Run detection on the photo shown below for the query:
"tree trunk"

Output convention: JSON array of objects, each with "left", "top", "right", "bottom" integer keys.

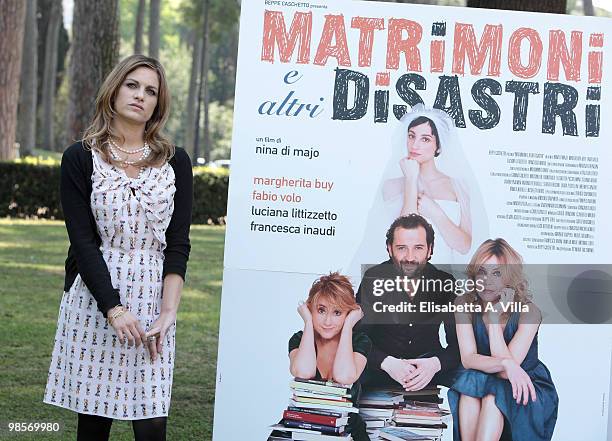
[
  {"left": 583, "top": 0, "right": 595, "bottom": 16},
  {"left": 67, "top": 0, "right": 119, "bottom": 143},
  {"left": 134, "top": 0, "right": 146, "bottom": 54},
  {"left": 148, "top": 0, "right": 160, "bottom": 59},
  {"left": 194, "top": 0, "right": 210, "bottom": 162},
  {"left": 226, "top": 24, "right": 239, "bottom": 103},
  {"left": 0, "top": 0, "right": 27, "bottom": 160},
  {"left": 36, "top": 0, "right": 69, "bottom": 121},
  {"left": 37, "top": 0, "right": 51, "bottom": 103},
  {"left": 41, "top": 0, "right": 61, "bottom": 150},
  {"left": 17, "top": 0, "right": 38, "bottom": 156},
  {"left": 466, "top": 0, "right": 566, "bottom": 13},
  {"left": 185, "top": 30, "right": 203, "bottom": 158},
  {"left": 202, "top": 3, "right": 211, "bottom": 164},
  {"left": 213, "top": 21, "right": 239, "bottom": 104}
]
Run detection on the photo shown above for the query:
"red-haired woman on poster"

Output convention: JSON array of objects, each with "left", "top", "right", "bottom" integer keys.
[{"left": 289, "top": 272, "right": 372, "bottom": 441}]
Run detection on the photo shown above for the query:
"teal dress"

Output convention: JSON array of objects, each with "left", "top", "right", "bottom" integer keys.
[{"left": 448, "top": 311, "right": 558, "bottom": 441}]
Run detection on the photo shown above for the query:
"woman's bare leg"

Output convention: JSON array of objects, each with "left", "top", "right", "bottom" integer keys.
[
  {"left": 458, "top": 394, "right": 481, "bottom": 441},
  {"left": 475, "top": 394, "right": 504, "bottom": 441}
]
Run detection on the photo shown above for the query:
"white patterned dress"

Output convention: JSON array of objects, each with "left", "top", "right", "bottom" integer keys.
[{"left": 44, "top": 150, "right": 176, "bottom": 420}]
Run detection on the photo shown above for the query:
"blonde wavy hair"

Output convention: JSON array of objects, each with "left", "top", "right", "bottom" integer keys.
[
  {"left": 464, "top": 238, "right": 532, "bottom": 320},
  {"left": 82, "top": 54, "right": 174, "bottom": 167}
]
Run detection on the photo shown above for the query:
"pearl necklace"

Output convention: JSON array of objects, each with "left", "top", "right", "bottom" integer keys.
[
  {"left": 109, "top": 137, "right": 149, "bottom": 154},
  {"left": 108, "top": 140, "right": 151, "bottom": 170}
]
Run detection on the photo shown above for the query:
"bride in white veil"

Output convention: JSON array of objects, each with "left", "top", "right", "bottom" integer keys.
[{"left": 347, "top": 104, "right": 488, "bottom": 279}]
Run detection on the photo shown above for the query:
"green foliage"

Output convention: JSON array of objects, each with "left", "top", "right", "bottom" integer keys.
[
  {"left": 119, "top": 0, "right": 192, "bottom": 56},
  {"left": 178, "top": 0, "right": 240, "bottom": 104},
  {"left": 51, "top": 71, "right": 70, "bottom": 151},
  {"left": 15, "top": 151, "right": 62, "bottom": 165},
  {"left": 567, "top": 0, "right": 612, "bottom": 16},
  {"left": 179, "top": 0, "right": 240, "bottom": 42},
  {"left": 208, "top": 26, "right": 239, "bottom": 104},
  {"left": 159, "top": 43, "right": 192, "bottom": 148},
  {"left": 0, "top": 162, "right": 62, "bottom": 219},
  {"left": 193, "top": 167, "right": 229, "bottom": 224},
  {"left": 119, "top": 0, "right": 139, "bottom": 47},
  {"left": 0, "top": 163, "right": 228, "bottom": 224},
  {"left": 596, "top": 7, "right": 612, "bottom": 17},
  {"left": 193, "top": 165, "right": 229, "bottom": 176},
  {"left": 209, "top": 1, "right": 241, "bottom": 45},
  {"left": 159, "top": 0, "right": 189, "bottom": 46},
  {"left": 208, "top": 101, "right": 234, "bottom": 161}
]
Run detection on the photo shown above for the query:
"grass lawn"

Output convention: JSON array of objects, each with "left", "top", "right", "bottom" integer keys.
[{"left": 0, "top": 219, "right": 224, "bottom": 440}]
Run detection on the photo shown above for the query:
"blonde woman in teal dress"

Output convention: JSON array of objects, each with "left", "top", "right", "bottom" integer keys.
[{"left": 449, "top": 239, "right": 558, "bottom": 441}]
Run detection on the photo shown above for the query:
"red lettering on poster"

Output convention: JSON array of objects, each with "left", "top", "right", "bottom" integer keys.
[
  {"left": 508, "top": 28, "right": 543, "bottom": 79},
  {"left": 261, "top": 10, "right": 312, "bottom": 64},
  {"left": 430, "top": 40, "right": 445, "bottom": 73},
  {"left": 314, "top": 14, "right": 352, "bottom": 66},
  {"left": 351, "top": 17, "right": 385, "bottom": 67},
  {"left": 452, "top": 23, "right": 502, "bottom": 76},
  {"left": 386, "top": 19, "right": 422, "bottom": 71},
  {"left": 588, "top": 52, "right": 603, "bottom": 83},
  {"left": 547, "top": 30, "right": 582, "bottom": 82}
]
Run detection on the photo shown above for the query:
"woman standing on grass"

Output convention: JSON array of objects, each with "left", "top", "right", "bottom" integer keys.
[{"left": 43, "top": 54, "right": 193, "bottom": 441}]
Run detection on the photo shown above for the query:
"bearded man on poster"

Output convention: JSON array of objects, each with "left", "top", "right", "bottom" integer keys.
[{"left": 356, "top": 214, "right": 460, "bottom": 390}]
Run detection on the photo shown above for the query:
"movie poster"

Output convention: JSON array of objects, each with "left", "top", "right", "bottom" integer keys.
[{"left": 213, "top": 1, "right": 612, "bottom": 440}]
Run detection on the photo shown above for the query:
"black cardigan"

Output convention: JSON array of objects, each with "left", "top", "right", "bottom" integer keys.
[{"left": 60, "top": 141, "right": 193, "bottom": 317}]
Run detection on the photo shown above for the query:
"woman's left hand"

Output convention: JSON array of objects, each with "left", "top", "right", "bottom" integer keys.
[
  {"left": 402, "top": 357, "right": 441, "bottom": 391},
  {"left": 499, "top": 287, "right": 515, "bottom": 306},
  {"left": 344, "top": 306, "right": 364, "bottom": 329},
  {"left": 145, "top": 311, "right": 176, "bottom": 362},
  {"left": 417, "top": 193, "right": 441, "bottom": 219},
  {"left": 487, "top": 287, "right": 515, "bottom": 323}
]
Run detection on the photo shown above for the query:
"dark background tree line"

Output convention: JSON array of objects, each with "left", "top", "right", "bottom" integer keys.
[{"left": 0, "top": 0, "right": 607, "bottom": 162}]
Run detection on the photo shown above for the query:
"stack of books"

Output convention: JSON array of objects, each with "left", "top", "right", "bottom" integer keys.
[
  {"left": 390, "top": 400, "right": 449, "bottom": 440},
  {"left": 357, "top": 387, "right": 449, "bottom": 441},
  {"left": 269, "top": 378, "right": 358, "bottom": 440},
  {"left": 401, "top": 388, "right": 443, "bottom": 404},
  {"left": 378, "top": 427, "right": 435, "bottom": 441},
  {"left": 358, "top": 390, "right": 404, "bottom": 438}
]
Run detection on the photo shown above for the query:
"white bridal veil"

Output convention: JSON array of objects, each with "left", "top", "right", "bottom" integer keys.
[{"left": 346, "top": 104, "right": 489, "bottom": 280}]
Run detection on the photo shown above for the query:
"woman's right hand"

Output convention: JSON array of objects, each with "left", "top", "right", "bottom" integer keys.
[
  {"left": 399, "top": 157, "right": 419, "bottom": 180},
  {"left": 381, "top": 356, "right": 416, "bottom": 387},
  {"left": 108, "top": 306, "right": 146, "bottom": 348},
  {"left": 502, "top": 358, "right": 537, "bottom": 405},
  {"left": 344, "top": 306, "right": 364, "bottom": 329},
  {"left": 297, "top": 302, "right": 312, "bottom": 324}
]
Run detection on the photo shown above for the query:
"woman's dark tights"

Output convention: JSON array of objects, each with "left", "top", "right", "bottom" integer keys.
[
  {"left": 77, "top": 413, "right": 167, "bottom": 441},
  {"left": 132, "top": 416, "right": 167, "bottom": 441}
]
